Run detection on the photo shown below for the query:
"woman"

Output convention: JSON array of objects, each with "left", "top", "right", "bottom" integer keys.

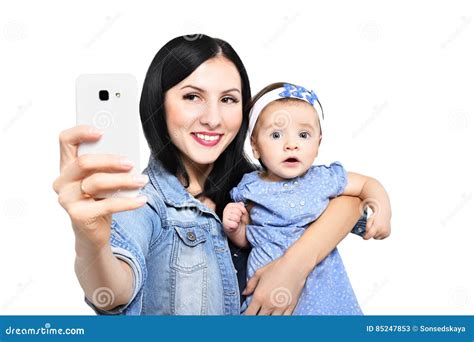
[{"left": 52, "top": 35, "right": 388, "bottom": 315}]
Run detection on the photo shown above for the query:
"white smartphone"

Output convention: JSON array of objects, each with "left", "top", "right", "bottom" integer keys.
[{"left": 76, "top": 73, "right": 141, "bottom": 198}]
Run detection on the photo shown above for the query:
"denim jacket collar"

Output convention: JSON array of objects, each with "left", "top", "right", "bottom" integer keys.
[
  {"left": 145, "top": 155, "right": 222, "bottom": 223},
  {"left": 146, "top": 155, "right": 193, "bottom": 207}
]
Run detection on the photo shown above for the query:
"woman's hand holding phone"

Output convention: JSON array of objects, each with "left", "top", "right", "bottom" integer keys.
[{"left": 52, "top": 125, "right": 148, "bottom": 251}]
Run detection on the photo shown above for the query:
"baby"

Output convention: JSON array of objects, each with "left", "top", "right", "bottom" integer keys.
[{"left": 223, "top": 82, "right": 391, "bottom": 315}]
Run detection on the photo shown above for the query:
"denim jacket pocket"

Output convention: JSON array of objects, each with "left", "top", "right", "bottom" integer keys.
[{"left": 170, "top": 225, "right": 208, "bottom": 272}]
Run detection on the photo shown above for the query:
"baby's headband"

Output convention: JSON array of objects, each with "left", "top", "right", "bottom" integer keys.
[{"left": 248, "top": 83, "right": 324, "bottom": 136}]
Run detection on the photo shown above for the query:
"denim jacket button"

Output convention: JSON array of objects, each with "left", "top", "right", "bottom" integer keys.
[{"left": 186, "top": 231, "right": 196, "bottom": 241}]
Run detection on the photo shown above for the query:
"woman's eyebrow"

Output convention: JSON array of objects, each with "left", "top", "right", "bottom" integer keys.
[
  {"left": 180, "top": 85, "right": 205, "bottom": 92},
  {"left": 180, "top": 85, "right": 241, "bottom": 94},
  {"left": 224, "top": 88, "right": 241, "bottom": 94}
]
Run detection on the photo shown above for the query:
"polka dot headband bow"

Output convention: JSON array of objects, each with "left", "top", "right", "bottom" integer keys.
[{"left": 248, "top": 83, "right": 324, "bottom": 136}]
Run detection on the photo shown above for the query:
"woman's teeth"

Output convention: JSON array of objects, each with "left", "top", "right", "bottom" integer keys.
[{"left": 196, "top": 133, "right": 219, "bottom": 141}]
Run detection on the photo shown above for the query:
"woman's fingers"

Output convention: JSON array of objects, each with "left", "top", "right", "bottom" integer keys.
[
  {"left": 242, "top": 272, "right": 260, "bottom": 296},
  {"left": 57, "top": 181, "right": 88, "bottom": 208},
  {"left": 57, "top": 172, "right": 148, "bottom": 208},
  {"left": 92, "top": 195, "right": 148, "bottom": 216},
  {"left": 81, "top": 172, "right": 148, "bottom": 197},
  {"left": 67, "top": 195, "right": 148, "bottom": 224},
  {"left": 59, "top": 125, "right": 103, "bottom": 146},
  {"left": 283, "top": 305, "right": 295, "bottom": 315},
  {"left": 58, "top": 125, "right": 104, "bottom": 172},
  {"left": 257, "top": 306, "right": 272, "bottom": 316},
  {"left": 53, "top": 154, "right": 134, "bottom": 193},
  {"left": 270, "top": 308, "right": 285, "bottom": 316},
  {"left": 244, "top": 300, "right": 261, "bottom": 315}
]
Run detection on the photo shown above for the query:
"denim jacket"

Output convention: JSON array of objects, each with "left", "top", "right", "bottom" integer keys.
[
  {"left": 85, "top": 156, "right": 367, "bottom": 315},
  {"left": 86, "top": 156, "right": 241, "bottom": 315}
]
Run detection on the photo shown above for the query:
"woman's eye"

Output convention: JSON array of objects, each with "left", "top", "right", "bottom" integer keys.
[
  {"left": 299, "top": 132, "right": 310, "bottom": 139},
  {"left": 271, "top": 131, "right": 281, "bottom": 139},
  {"left": 221, "top": 96, "right": 238, "bottom": 104},
  {"left": 183, "top": 94, "right": 200, "bottom": 101}
]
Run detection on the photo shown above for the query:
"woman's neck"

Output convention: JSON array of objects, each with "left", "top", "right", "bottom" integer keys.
[{"left": 180, "top": 157, "right": 214, "bottom": 196}]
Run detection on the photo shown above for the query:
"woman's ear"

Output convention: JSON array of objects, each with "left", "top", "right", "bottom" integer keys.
[{"left": 250, "top": 136, "right": 260, "bottom": 159}]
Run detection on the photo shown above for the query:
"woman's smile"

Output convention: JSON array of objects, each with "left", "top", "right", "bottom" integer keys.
[{"left": 191, "top": 131, "right": 224, "bottom": 147}]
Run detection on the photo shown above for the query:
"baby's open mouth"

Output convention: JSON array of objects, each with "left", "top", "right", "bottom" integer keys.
[{"left": 283, "top": 157, "right": 300, "bottom": 163}]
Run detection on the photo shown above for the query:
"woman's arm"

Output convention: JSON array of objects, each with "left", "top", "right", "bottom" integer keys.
[
  {"left": 284, "top": 195, "right": 364, "bottom": 276},
  {"left": 243, "top": 195, "right": 363, "bottom": 315},
  {"left": 53, "top": 125, "right": 148, "bottom": 311}
]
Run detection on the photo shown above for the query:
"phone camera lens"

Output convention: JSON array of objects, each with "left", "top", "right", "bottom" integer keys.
[{"left": 99, "top": 90, "right": 109, "bottom": 101}]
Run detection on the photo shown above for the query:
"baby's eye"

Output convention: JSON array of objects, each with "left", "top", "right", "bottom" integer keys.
[
  {"left": 183, "top": 93, "right": 200, "bottom": 102},
  {"left": 221, "top": 96, "right": 238, "bottom": 104},
  {"left": 299, "top": 131, "right": 310, "bottom": 139},
  {"left": 271, "top": 131, "right": 282, "bottom": 140}
]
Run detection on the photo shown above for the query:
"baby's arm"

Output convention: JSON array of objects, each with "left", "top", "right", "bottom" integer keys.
[
  {"left": 343, "top": 173, "right": 392, "bottom": 239},
  {"left": 223, "top": 202, "right": 251, "bottom": 249}
]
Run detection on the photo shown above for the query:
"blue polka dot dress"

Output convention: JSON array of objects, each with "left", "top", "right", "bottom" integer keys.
[{"left": 230, "top": 162, "right": 362, "bottom": 315}]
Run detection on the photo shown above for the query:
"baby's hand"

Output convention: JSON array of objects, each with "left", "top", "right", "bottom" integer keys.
[
  {"left": 364, "top": 204, "right": 391, "bottom": 240},
  {"left": 223, "top": 202, "right": 249, "bottom": 232},
  {"left": 223, "top": 202, "right": 249, "bottom": 248}
]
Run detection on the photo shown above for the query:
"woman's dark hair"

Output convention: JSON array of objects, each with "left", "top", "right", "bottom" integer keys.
[{"left": 140, "top": 34, "right": 256, "bottom": 218}]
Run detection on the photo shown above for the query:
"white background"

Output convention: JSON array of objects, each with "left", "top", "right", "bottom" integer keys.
[{"left": 1, "top": 0, "right": 473, "bottom": 315}]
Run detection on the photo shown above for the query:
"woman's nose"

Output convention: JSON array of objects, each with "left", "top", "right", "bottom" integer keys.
[{"left": 199, "top": 102, "right": 222, "bottom": 129}]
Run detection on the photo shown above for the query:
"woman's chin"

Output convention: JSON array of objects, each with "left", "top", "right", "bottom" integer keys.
[
  {"left": 186, "top": 149, "right": 221, "bottom": 167},
  {"left": 184, "top": 140, "right": 228, "bottom": 166}
]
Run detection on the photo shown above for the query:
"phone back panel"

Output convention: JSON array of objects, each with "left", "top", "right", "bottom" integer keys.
[{"left": 76, "top": 73, "right": 141, "bottom": 197}]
